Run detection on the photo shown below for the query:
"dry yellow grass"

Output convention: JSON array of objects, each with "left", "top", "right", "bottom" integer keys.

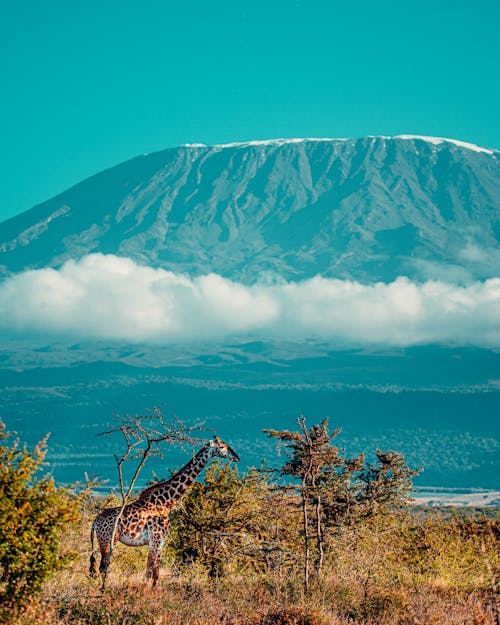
[
  {"left": 16, "top": 572, "right": 498, "bottom": 625},
  {"left": 6, "top": 504, "right": 499, "bottom": 625}
]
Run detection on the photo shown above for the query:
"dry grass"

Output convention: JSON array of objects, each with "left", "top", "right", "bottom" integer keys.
[
  {"left": 8, "top": 507, "right": 500, "bottom": 625},
  {"left": 13, "top": 560, "right": 498, "bottom": 625}
]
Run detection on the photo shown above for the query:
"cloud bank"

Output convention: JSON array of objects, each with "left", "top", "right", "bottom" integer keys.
[{"left": 0, "top": 254, "right": 499, "bottom": 347}]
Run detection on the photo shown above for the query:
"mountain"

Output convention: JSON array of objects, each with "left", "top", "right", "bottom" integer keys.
[
  {"left": 1, "top": 136, "right": 499, "bottom": 282},
  {"left": 1, "top": 136, "right": 499, "bottom": 490}
]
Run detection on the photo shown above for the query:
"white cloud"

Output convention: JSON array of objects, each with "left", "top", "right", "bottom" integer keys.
[
  {"left": 0, "top": 253, "right": 499, "bottom": 347},
  {"left": 459, "top": 243, "right": 500, "bottom": 271}
]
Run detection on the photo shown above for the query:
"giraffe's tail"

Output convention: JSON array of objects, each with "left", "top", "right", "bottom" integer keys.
[{"left": 89, "top": 521, "right": 98, "bottom": 577}]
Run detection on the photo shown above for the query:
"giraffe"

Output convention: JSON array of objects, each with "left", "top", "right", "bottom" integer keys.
[{"left": 89, "top": 436, "right": 239, "bottom": 587}]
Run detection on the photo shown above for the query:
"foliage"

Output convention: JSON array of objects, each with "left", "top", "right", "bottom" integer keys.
[
  {"left": 265, "top": 417, "right": 419, "bottom": 589},
  {"left": 169, "top": 461, "right": 279, "bottom": 577},
  {"left": 324, "top": 448, "right": 419, "bottom": 527},
  {"left": 0, "top": 422, "right": 84, "bottom": 620},
  {"left": 250, "top": 605, "right": 329, "bottom": 625},
  {"left": 398, "top": 513, "right": 500, "bottom": 591}
]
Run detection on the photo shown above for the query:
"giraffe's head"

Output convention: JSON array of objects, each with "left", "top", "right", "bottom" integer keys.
[{"left": 209, "top": 436, "right": 240, "bottom": 462}]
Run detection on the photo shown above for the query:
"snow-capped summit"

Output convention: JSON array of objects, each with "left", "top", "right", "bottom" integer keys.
[
  {"left": 394, "top": 135, "right": 495, "bottom": 154},
  {"left": 182, "top": 135, "right": 495, "bottom": 154}
]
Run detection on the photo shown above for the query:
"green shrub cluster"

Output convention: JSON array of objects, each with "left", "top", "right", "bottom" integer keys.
[{"left": 0, "top": 422, "right": 84, "bottom": 620}]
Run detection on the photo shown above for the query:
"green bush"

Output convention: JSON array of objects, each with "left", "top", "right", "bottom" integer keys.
[
  {"left": 168, "top": 461, "right": 293, "bottom": 578},
  {"left": 0, "top": 422, "right": 82, "bottom": 620}
]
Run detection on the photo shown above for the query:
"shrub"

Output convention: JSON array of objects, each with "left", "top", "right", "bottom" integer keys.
[
  {"left": 0, "top": 422, "right": 83, "bottom": 620},
  {"left": 169, "top": 461, "right": 278, "bottom": 577}
]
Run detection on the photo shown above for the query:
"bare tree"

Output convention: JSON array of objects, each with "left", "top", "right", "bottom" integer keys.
[{"left": 96, "top": 407, "right": 206, "bottom": 588}]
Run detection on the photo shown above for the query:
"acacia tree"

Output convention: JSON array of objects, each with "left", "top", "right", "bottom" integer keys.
[
  {"left": 265, "top": 416, "right": 419, "bottom": 590},
  {"left": 265, "top": 417, "right": 354, "bottom": 588},
  {"left": 356, "top": 450, "right": 418, "bottom": 517},
  {"left": 320, "top": 448, "right": 419, "bottom": 532}
]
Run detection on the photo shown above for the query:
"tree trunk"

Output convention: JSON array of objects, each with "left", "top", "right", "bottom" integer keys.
[
  {"left": 302, "top": 491, "right": 310, "bottom": 591},
  {"left": 315, "top": 494, "right": 324, "bottom": 576}
]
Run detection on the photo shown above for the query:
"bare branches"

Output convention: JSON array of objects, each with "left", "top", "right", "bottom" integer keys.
[
  {"left": 99, "top": 408, "right": 207, "bottom": 502},
  {"left": 96, "top": 407, "right": 207, "bottom": 589},
  {"left": 100, "top": 407, "right": 207, "bottom": 457}
]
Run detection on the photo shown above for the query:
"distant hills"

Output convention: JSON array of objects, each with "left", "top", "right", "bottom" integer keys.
[{"left": 1, "top": 136, "right": 499, "bottom": 282}]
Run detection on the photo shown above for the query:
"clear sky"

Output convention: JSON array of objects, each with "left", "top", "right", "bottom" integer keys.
[{"left": 1, "top": 0, "right": 498, "bottom": 222}]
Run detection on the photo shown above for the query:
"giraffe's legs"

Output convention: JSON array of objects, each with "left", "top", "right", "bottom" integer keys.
[
  {"left": 145, "top": 518, "right": 168, "bottom": 587},
  {"left": 89, "top": 553, "right": 97, "bottom": 577},
  {"left": 98, "top": 542, "right": 112, "bottom": 590},
  {"left": 89, "top": 523, "right": 99, "bottom": 577},
  {"left": 146, "top": 546, "right": 160, "bottom": 586},
  {"left": 146, "top": 538, "right": 166, "bottom": 587}
]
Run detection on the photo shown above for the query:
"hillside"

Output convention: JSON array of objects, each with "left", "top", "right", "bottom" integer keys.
[{"left": 1, "top": 136, "right": 499, "bottom": 282}]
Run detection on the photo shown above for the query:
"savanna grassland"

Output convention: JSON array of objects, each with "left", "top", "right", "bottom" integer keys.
[
  {"left": 1, "top": 419, "right": 498, "bottom": 625},
  {"left": 17, "top": 501, "right": 500, "bottom": 625}
]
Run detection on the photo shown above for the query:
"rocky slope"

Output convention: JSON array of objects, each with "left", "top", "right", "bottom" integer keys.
[{"left": 1, "top": 136, "right": 499, "bottom": 282}]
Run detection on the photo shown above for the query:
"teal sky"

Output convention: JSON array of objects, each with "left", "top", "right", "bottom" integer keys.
[{"left": 0, "top": 0, "right": 499, "bottom": 222}]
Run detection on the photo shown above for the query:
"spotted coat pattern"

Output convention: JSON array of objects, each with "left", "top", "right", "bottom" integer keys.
[{"left": 89, "top": 438, "right": 239, "bottom": 586}]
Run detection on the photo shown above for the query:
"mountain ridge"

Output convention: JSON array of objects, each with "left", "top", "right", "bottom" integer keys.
[
  {"left": 1, "top": 136, "right": 499, "bottom": 284},
  {"left": 181, "top": 135, "right": 497, "bottom": 154}
]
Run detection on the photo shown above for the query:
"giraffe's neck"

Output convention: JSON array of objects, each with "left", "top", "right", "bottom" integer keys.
[{"left": 139, "top": 444, "right": 212, "bottom": 506}]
